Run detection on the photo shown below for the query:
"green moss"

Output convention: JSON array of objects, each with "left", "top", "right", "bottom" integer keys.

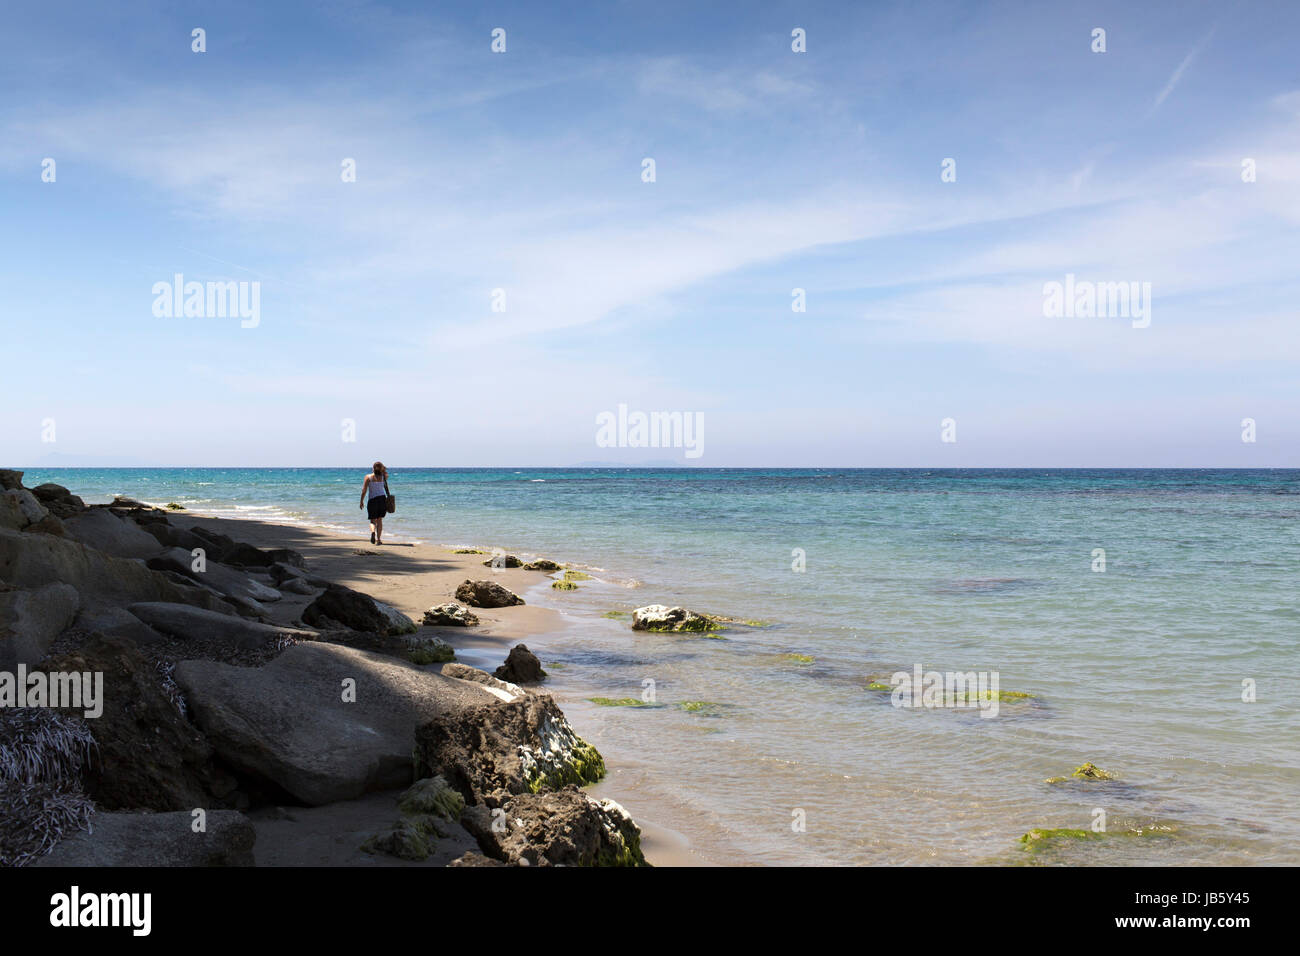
[
  {"left": 451, "top": 548, "right": 488, "bottom": 554},
  {"left": 551, "top": 579, "right": 579, "bottom": 590},
  {"left": 397, "top": 776, "right": 464, "bottom": 820},
  {"left": 361, "top": 815, "right": 447, "bottom": 861},
  {"left": 866, "top": 681, "right": 893, "bottom": 692},
  {"left": 602, "top": 610, "right": 631, "bottom": 620},
  {"left": 777, "top": 653, "right": 815, "bottom": 665},
  {"left": 588, "top": 696, "right": 658, "bottom": 708},
  {"left": 165, "top": 502, "right": 185, "bottom": 511},
  {"left": 1020, "top": 827, "right": 1099, "bottom": 847},
  {"left": 677, "top": 701, "right": 728, "bottom": 717},
  {"left": 407, "top": 643, "right": 455, "bottom": 665},
  {"left": 1072, "top": 762, "right": 1114, "bottom": 779},
  {"left": 562, "top": 570, "right": 592, "bottom": 582},
  {"left": 526, "top": 739, "right": 607, "bottom": 793},
  {"left": 705, "top": 614, "right": 772, "bottom": 627}
]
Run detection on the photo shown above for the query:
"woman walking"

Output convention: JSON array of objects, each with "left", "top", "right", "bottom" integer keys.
[{"left": 360, "top": 461, "right": 390, "bottom": 545}]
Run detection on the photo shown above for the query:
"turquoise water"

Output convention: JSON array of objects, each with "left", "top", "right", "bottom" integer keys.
[{"left": 24, "top": 467, "right": 1300, "bottom": 865}]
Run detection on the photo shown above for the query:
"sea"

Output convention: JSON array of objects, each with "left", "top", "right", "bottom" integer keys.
[{"left": 21, "top": 467, "right": 1300, "bottom": 866}]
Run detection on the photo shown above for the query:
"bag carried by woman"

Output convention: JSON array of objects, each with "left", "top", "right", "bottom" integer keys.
[{"left": 385, "top": 473, "right": 396, "bottom": 514}]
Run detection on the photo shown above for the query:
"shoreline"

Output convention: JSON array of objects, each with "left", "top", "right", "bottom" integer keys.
[{"left": 154, "top": 506, "right": 715, "bottom": 867}]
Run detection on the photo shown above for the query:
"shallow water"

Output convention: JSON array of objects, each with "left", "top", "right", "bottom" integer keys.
[{"left": 27, "top": 467, "right": 1300, "bottom": 865}]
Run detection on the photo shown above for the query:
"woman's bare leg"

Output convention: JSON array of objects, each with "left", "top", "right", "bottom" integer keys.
[{"left": 374, "top": 515, "right": 383, "bottom": 544}]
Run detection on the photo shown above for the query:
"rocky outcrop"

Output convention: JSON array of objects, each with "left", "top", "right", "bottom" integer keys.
[
  {"left": 222, "top": 542, "right": 306, "bottom": 569},
  {"left": 422, "top": 603, "right": 479, "bottom": 627},
  {"left": 494, "top": 644, "right": 546, "bottom": 684},
  {"left": 0, "top": 487, "right": 48, "bottom": 532},
  {"left": 173, "top": 642, "right": 511, "bottom": 806},
  {"left": 454, "top": 579, "right": 524, "bottom": 608},
  {"left": 147, "top": 547, "right": 282, "bottom": 605},
  {"left": 34, "top": 810, "right": 255, "bottom": 866},
  {"left": 62, "top": 509, "right": 164, "bottom": 559},
  {"left": 127, "top": 603, "right": 313, "bottom": 650},
  {"left": 45, "top": 633, "right": 234, "bottom": 810},
  {"left": 302, "top": 584, "right": 416, "bottom": 635},
  {"left": 72, "top": 605, "right": 162, "bottom": 645},
  {"left": 481, "top": 554, "right": 522, "bottom": 568},
  {"left": 414, "top": 691, "right": 605, "bottom": 803},
  {"left": 631, "top": 604, "right": 719, "bottom": 633},
  {"left": 463, "top": 787, "right": 646, "bottom": 867},
  {"left": 0, "top": 583, "right": 80, "bottom": 667},
  {"left": 30, "top": 484, "right": 86, "bottom": 519}
]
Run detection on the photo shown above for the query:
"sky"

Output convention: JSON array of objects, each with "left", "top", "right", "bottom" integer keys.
[{"left": 1, "top": 0, "right": 1297, "bottom": 467}]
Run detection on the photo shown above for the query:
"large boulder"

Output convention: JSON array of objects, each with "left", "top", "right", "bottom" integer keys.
[
  {"left": 521, "top": 559, "right": 561, "bottom": 572},
  {"left": 414, "top": 690, "right": 605, "bottom": 803},
  {"left": 173, "top": 642, "right": 511, "bottom": 806},
  {"left": 494, "top": 644, "right": 546, "bottom": 684},
  {"left": 127, "top": 603, "right": 313, "bottom": 650},
  {"left": 454, "top": 579, "right": 524, "bottom": 608},
  {"left": 44, "top": 633, "right": 234, "bottom": 810},
  {"left": 146, "top": 547, "right": 282, "bottom": 604},
  {"left": 631, "top": 604, "right": 718, "bottom": 633},
  {"left": 0, "top": 470, "right": 23, "bottom": 491},
  {"left": 0, "top": 583, "right": 80, "bottom": 667},
  {"left": 138, "top": 520, "right": 211, "bottom": 552},
  {"left": 222, "top": 541, "right": 306, "bottom": 569},
  {"left": 302, "top": 584, "right": 416, "bottom": 635},
  {"left": 463, "top": 787, "right": 647, "bottom": 867},
  {"left": 72, "top": 605, "right": 162, "bottom": 645},
  {"left": 0, "top": 488, "right": 48, "bottom": 532},
  {"left": 421, "top": 603, "right": 479, "bottom": 627},
  {"left": 62, "top": 509, "right": 164, "bottom": 560},
  {"left": 30, "top": 484, "right": 86, "bottom": 519},
  {"left": 34, "top": 810, "right": 255, "bottom": 866}
]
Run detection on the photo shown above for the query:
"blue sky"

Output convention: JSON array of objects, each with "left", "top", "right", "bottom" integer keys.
[{"left": 2, "top": 0, "right": 1297, "bottom": 466}]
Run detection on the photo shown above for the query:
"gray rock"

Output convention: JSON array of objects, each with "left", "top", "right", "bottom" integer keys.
[
  {"left": 127, "top": 602, "right": 314, "bottom": 649},
  {"left": 0, "top": 527, "right": 191, "bottom": 606},
  {"left": 454, "top": 579, "right": 524, "bottom": 608},
  {"left": 421, "top": 603, "right": 479, "bottom": 627},
  {"left": 462, "top": 788, "right": 647, "bottom": 867},
  {"left": 72, "top": 605, "right": 162, "bottom": 645},
  {"left": 0, "top": 470, "right": 23, "bottom": 491},
  {"left": 30, "top": 484, "right": 86, "bottom": 519},
  {"left": 0, "top": 488, "right": 48, "bottom": 531},
  {"left": 147, "top": 547, "right": 282, "bottom": 604},
  {"left": 138, "top": 521, "right": 210, "bottom": 552},
  {"left": 481, "top": 554, "right": 522, "bottom": 568},
  {"left": 278, "top": 577, "right": 317, "bottom": 596},
  {"left": 173, "top": 642, "right": 510, "bottom": 806},
  {"left": 34, "top": 810, "right": 255, "bottom": 866},
  {"left": 0, "top": 583, "right": 81, "bottom": 667},
  {"left": 63, "top": 509, "right": 164, "bottom": 560},
  {"left": 521, "top": 559, "right": 561, "bottom": 571}
]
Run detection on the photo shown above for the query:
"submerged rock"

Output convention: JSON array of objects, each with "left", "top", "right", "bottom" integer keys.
[
  {"left": 1045, "top": 762, "right": 1117, "bottom": 784},
  {"left": 463, "top": 787, "right": 647, "bottom": 867},
  {"left": 494, "top": 644, "right": 546, "bottom": 684},
  {"left": 302, "top": 583, "right": 417, "bottom": 635},
  {"left": 454, "top": 579, "right": 524, "bottom": 609},
  {"left": 422, "top": 603, "right": 480, "bottom": 627},
  {"left": 631, "top": 604, "right": 720, "bottom": 633}
]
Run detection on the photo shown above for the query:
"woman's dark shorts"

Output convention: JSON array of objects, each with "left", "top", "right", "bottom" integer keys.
[{"left": 367, "top": 496, "right": 387, "bottom": 520}]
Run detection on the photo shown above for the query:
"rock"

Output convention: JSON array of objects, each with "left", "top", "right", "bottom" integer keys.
[
  {"left": 34, "top": 810, "right": 255, "bottom": 866},
  {"left": 30, "top": 483, "right": 86, "bottom": 519},
  {"left": 127, "top": 603, "right": 314, "bottom": 650},
  {"left": 454, "top": 579, "right": 524, "bottom": 609},
  {"left": 406, "top": 636, "right": 455, "bottom": 665},
  {"left": 0, "top": 488, "right": 48, "bottom": 531},
  {"left": 481, "top": 554, "right": 522, "bottom": 568},
  {"left": 72, "top": 605, "right": 162, "bottom": 645},
  {"left": 44, "top": 633, "right": 233, "bottom": 810},
  {"left": 0, "top": 527, "right": 208, "bottom": 608},
  {"left": 0, "top": 470, "right": 23, "bottom": 491},
  {"left": 146, "top": 547, "right": 282, "bottom": 604},
  {"left": 173, "top": 642, "right": 511, "bottom": 806},
  {"left": 186, "top": 525, "right": 240, "bottom": 561},
  {"left": 463, "top": 787, "right": 647, "bottom": 867},
  {"left": 414, "top": 692, "right": 605, "bottom": 803},
  {"left": 421, "top": 603, "right": 479, "bottom": 627},
  {"left": 397, "top": 775, "right": 465, "bottom": 821},
  {"left": 0, "top": 583, "right": 81, "bottom": 667},
  {"left": 521, "top": 559, "right": 561, "bottom": 571},
  {"left": 361, "top": 815, "right": 446, "bottom": 861},
  {"left": 494, "top": 644, "right": 546, "bottom": 684},
  {"left": 223, "top": 542, "right": 307, "bottom": 569},
  {"left": 138, "top": 521, "right": 210, "bottom": 552},
  {"left": 438, "top": 663, "right": 522, "bottom": 699},
  {"left": 62, "top": 509, "right": 164, "bottom": 559},
  {"left": 631, "top": 604, "right": 720, "bottom": 633},
  {"left": 267, "top": 562, "right": 331, "bottom": 588},
  {"left": 278, "top": 577, "right": 317, "bottom": 596},
  {"left": 302, "top": 584, "right": 416, "bottom": 635}
]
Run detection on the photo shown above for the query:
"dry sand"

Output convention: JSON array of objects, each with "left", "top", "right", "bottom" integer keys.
[{"left": 179, "top": 510, "right": 708, "bottom": 866}]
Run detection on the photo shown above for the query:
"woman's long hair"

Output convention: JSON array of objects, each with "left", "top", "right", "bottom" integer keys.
[{"left": 372, "top": 461, "right": 386, "bottom": 478}]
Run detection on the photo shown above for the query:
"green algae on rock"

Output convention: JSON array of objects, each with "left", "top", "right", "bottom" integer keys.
[
  {"left": 778, "top": 653, "right": 815, "bottom": 665},
  {"left": 164, "top": 502, "right": 185, "bottom": 511},
  {"left": 602, "top": 610, "right": 631, "bottom": 620},
  {"left": 1020, "top": 822, "right": 1177, "bottom": 851},
  {"left": 451, "top": 548, "right": 488, "bottom": 554},
  {"left": 588, "top": 696, "right": 657, "bottom": 708},
  {"left": 551, "top": 579, "right": 579, "bottom": 590},
  {"left": 397, "top": 775, "right": 464, "bottom": 821},
  {"left": 631, "top": 605, "right": 723, "bottom": 633},
  {"left": 562, "top": 570, "right": 592, "bottom": 582},
  {"left": 1045, "top": 762, "right": 1117, "bottom": 784}
]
